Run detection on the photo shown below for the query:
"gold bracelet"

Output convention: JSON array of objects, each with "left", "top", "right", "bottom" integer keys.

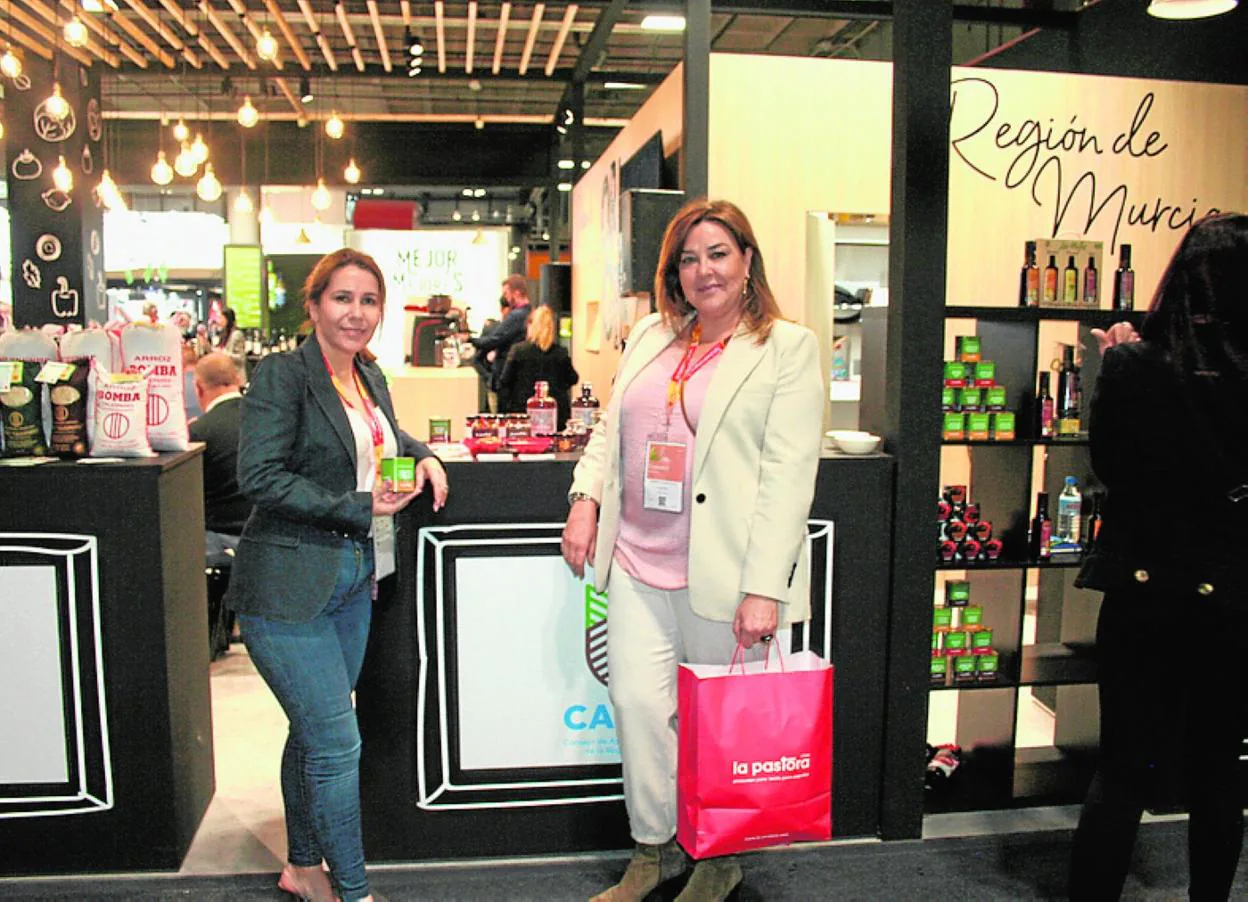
[{"left": 567, "top": 491, "right": 598, "bottom": 507}]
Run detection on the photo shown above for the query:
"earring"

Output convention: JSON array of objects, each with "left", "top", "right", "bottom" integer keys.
[{"left": 741, "top": 273, "right": 751, "bottom": 299}]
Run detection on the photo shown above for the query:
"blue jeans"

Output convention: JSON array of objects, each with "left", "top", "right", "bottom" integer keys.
[{"left": 239, "top": 538, "right": 375, "bottom": 901}]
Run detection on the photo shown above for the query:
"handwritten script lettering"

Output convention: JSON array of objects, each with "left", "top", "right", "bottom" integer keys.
[{"left": 950, "top": 77, "right": 1217, "bottom": 251}]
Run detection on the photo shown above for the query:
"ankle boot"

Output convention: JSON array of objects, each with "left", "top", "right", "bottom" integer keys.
[
  {"left": 590, "top": 839, "right": 687, "bottom": 902},
  {"left": 673, "top": 856, "right": 743, "bottom": 902}
]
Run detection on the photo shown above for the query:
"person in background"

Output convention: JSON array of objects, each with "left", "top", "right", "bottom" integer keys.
[
  {"left": 473, "top": 294, "right": 509, "bottom": 413},
  {"left": 497, "top": 304, "right": 579, "bottom": 429},
  {"left": 561, "top": 199, "right": 824, "bottom": 902},
  {"left": 190, "top": 352, "right": 251, "bottom": 564},
  {"left": 470, "top": 274, "right": 532, "bottom": 396},
  {"left": 230, "top": 248, "right": 448, "bottom": 902},
  {"left": 1069, "top": 213, "right": 1248, "bottom": 902},
  {"left": 216, "top": 305, "right": 247, "bottom": 379}
]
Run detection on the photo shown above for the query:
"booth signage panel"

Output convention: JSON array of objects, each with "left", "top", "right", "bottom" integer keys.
[
  {"left": 349, "top": 228, "right": 508, "bottom": 368},
  {"left": 454, "top": 556, "right": 619, "bottom": 770},
  {"left": 0, "top": 566, "right": 69, "bottom": 784},
  {"left": 103, "top": 210, "right": 228, "bottom": 275},
  {"left": 223, "top": 245, "right": 265, "bottom": 329}
]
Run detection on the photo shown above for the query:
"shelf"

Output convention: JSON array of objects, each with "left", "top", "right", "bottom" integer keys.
[
  {"left": 936, "top": 555, "right": 1084, "bottom": 571},
  {"left": 941, "top": 437, "right": 1089, "bottom": 447},
  {"left": 1019, "top": 643, "right": 1097, "bottom": 686},
  {"left": 930, "top": 677, "right": 1014, "bottom": 692},
  {"left": 946, "top": 306, "right": 1147, "bottom": 325}
]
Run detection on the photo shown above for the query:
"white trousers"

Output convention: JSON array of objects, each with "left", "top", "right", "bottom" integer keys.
[{"left": 606, "top": 566, "right": 764, "bottom": 844}]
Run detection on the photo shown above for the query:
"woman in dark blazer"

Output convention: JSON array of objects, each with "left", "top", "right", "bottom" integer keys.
[
  {"left": 230, "top": 248, "right": 448, "bottom": 902},
  {"left": 1070, "top": 214, "right": 1248, "bottom": 901},
  {"left": 497, "top": 303, "right": 579, "bottom": 428}
]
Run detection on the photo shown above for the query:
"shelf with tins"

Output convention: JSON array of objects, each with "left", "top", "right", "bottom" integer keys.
[{"left": 925, "top": 301, "right": 1144, "bottom": 814}]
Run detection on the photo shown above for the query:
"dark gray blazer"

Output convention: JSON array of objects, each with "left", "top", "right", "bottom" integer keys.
[{"left": 228, "top": 333, "right": 435, "bottom": 621}]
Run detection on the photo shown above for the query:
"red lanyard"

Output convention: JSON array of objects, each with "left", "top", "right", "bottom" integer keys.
[
  {"left": 324, "top": 353, "right": 385, "bottom": 475},
  {"left": 666, "top": 322, "right": 729, "bottom": 427}
]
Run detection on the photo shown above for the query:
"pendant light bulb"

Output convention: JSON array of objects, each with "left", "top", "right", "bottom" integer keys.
[
  {"left": 310, "top": 177, "right": 332, "bottom": 212},
  {"left": 174, "top": 143, "right": 199, "bottom": 177},
  {"left": 0, "top": 48, "right": 22, "bottom": 80},
  {"left": 258, "top": 204, "right": 274, "bottom": 225},
  {"left": 52, "top": 155, "right": 73, "bottom": 193},
  {"left": 256, "top": 27, "right": 278, "bottom": 62},
  {"left": 63, "top": 15, "right": 89, "bottom": 48},
  {"left": 234, "top": 188, "right": 255, "bottom": 214},
  {"left": 190, "top": 133, "right": 209, "bottom": 165},
  {"left": 343, "top": 157, "right": 361, "bottom": 185},
  {"left": 45, "top": 83, "right": 69, "bottom": 121},
  {"left": 172, "top": 118, "right": 189, "bottom": 142},
  {"left": 325, "top": 111, "right": 344, "bottom": 140},
  {"left": 196, "top": 163, "right": 223, "bottom": 202},
  {"left": 0, "top": 121, "right": 5, "bottom": 141},
  {"left": 98, "top": 169, "right": 125, "bottom": 210},
  {"left": 151, "top": 149, "right": 174, "bottom": 186},
  {"left": 237, "top": 95, "right": 259, "bottom": 128}
]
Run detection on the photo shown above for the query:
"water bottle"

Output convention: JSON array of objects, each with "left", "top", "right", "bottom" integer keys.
[{"left": 1055, "top": 476, "right": 1083, "bottom": 551}]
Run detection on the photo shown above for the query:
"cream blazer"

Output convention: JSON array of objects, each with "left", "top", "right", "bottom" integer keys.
[{"left": 569, "top": 313, "right": 825, "bottom": 624}]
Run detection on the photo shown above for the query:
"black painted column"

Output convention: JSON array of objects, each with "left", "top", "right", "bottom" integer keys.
[
  {"left": 879, "top": 0, "right": 953, "bottom": 840},
  {"left": 681, "top": 0, "right": 709, "bottom": 200},
  {"left": 7, "top": 52, "right": 105, "bottom": 328}
]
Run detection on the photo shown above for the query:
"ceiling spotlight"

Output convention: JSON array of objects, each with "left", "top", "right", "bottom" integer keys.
[
  {"left": 325, "top": 111, "right": 344, "bottom": 139},
  {"left": 557, "top": 159, "right": 574, "bottom": 170},
  {"left": 52, "top": 155, "right": 73, "bottom": 193},
  {"left": 640, "top": 14, "right": 686, "bottom": 31},
  {"left": 581, "top": 160, "right": 591, "bottom": 169},
  {"left": 197, "top": 163, "right": 223, "bottom": 202},
  {"left": 407, "top": 65, "right": 422, "bottom": 78},
  {"left": 299, "top": 76, "right": 313, "bottom": 104},
  {"left": 0, "top": 47, "right": 22, "bottom": 79},
  {"left": 473, "top": 188, "right": 485, "bottom": 198},
  {"left": 542, "top": 230, "right": 550, "bottom": 241},
  {"left": 45, "top": 83, "right": 69, "bottom": 121},
  {"left": 234, "top": 188, "right": 255, "bottom": 214},
  {"left": 190, "top": 132, "right": 209, "bottom": 165},
  {"left": 471, "top": 209, "right": 480, "bottom": 222},
  {"left": 557, "top": 182, "right": 572, "bottom": 193},
  {"left": 173, "top": 118, "right": 190, "bottom": 142},
  {"left": 468, "top": 79, "right": 482, "bottom": 92},
  {"left": 256, "top": 27, "right": 279, "bottom": 62},
  {"left": 310, "top": 177, "right": 332, "bottom": 211},
  {"left": 151, "top": 150, "right": 174, "bottom": 186},
  {"left": 461, "top": 188, "right": 473, "bottom": 197},
  {"left": 63, "top": 16, "right": 89, "bottom": 48},
  {"left": 237, "top": 95, "right": 259, "bottom": 128},
  {"left": 405, "top": 26, "right": 423, "bottom": 56},
  {"left": 475, "top": 118, "right": 484, "bottom": 130},
  {"left": 343, "top": 157, "right": 361, "bottom": 184}
]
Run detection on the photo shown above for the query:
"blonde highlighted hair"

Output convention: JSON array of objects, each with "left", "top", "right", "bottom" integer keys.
[{"left": 527, "top": 304, "right": 557, "bottom": 352}]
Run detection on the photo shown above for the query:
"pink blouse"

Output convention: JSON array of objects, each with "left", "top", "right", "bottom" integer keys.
[{"left": 613, "top": 340, "right": 723, "bottom": 590}]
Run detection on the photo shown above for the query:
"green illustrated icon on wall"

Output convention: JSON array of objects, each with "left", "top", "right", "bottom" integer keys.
[{"left": 584, "top": 584, "right": 608, "bottom": 687}]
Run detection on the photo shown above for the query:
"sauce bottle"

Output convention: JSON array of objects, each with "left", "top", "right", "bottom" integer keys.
[
  {"left": 1030, "top": 492, "right": 1053, "bottom": 561},
  {"left": 1019, "top": 241, "right": 1040, "bottom": 308},
  {"left": 571, "top": 383, "right": 600, "bottom": 428},
  {"left": 1036, "top": 371, "right": 1055, "bottom": 439},
  {"left": 527, "top": 380, "right": 557, "bottom": 436},
  {"left": 1042, "top": 255, "right": 1059, "bottom": 305},
  {"left": 1113, "top": 244, "right": 1135, "bottom": 311},
  {"left": 1062, "top": 256, "right": 1078, "bottom": 305}
]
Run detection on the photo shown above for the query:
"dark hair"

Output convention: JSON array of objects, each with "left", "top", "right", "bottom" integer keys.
[
  {"left": 218, "top": 305, "right": 237, "bottom": 344},
  {"left": 303, "top": 248, "right": 387, "bottom": 316},
  {"left": 654, "top": 198, "right": 783, "bottom": 342},
  {"left": 1141, "top": 212, "right": 1248, "bottom": 386},
  {"left": 503, "top": 273, "right": 529, "bottom": 299}
]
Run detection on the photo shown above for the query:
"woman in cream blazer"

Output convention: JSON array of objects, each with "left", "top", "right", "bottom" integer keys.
[{"left": 562, "top": 200, "right": 823, "bottom": 902}]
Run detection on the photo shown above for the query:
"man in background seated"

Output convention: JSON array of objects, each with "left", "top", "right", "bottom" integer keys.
[{"left": 190, "top": 352, "right": 251, "bottom": 566}]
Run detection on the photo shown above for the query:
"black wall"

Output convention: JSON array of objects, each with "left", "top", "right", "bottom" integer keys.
[{"left": 980, "top": 0, "right": 1248, "bottom": 86}]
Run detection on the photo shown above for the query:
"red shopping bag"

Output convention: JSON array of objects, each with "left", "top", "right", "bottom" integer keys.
[{"left": 676, "top": 647, "right": 833, "bottom": 859}]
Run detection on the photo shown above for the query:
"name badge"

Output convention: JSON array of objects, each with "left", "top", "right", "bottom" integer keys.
[{"left": 643, "top": 440, "right": 687, "bottom": 513}]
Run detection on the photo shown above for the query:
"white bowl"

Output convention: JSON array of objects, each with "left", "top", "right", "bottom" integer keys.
[{"left": 826, "top": 430, "right": 881, "bottom": 455}]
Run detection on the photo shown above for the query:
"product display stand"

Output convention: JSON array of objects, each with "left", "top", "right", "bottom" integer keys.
[{"left": 926, "top": 307, "right": 1146, "bottom": 813}]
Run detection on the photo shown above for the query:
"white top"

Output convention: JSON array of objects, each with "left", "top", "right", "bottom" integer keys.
[{"left": 344, "top": 402, "right": 399, "bottom": 580}]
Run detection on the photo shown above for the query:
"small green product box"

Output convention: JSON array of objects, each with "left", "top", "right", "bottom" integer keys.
[
  {"left": 985, "top": 386, "right": 1008, "bottom": 411},
  {"left": 933, "top": 607, "right": 954, "bottom": 629},
  {"left": 942, "top": 386, "right": 958, "bottom": 411},
  {"left": 958, "top": 387, "right": 983, "bottom": 412},
  {"left": 932, "top": 630, "right": 942, "bottom": 652},
  {"left": 930, "top": 654, "right": 949, "bottom": 686},
  {"left": 977, "top": 652, "right": 1001, "bottom": 682},
  {"left": 974, "top": 360, "right": 997, "bottom": 387},
  {"left": 967, "top": 412, "right": 991, "bottom": 441},
  {"left": 945, "top": 580, "right": 971, "bottom": 607},
  {"left": 991, "top": 411, "right": 1016, "bottom": 441},
  {"left": 971, "top": 628, "right": 995, "bottom": 650},
  {"left": 380, "top": 457, "right": 417, "bottom": 493},
  {"left": 942, "top": 412, "right": 966, "bottom": 441},
  {"left": 943, "top": 361, "right": 968, "bottom": 387},
  {"left": 944, "top": 630, "right": 970, "bottom": 655},
  {"left": 953, "top": 654, "right": 979, "bottom": 684},
  {"left": 960, "top": 605, "right": 984, "bottom": 627},
  {"left": 955, "top": 335, "right": 982, "bottom": 363}
]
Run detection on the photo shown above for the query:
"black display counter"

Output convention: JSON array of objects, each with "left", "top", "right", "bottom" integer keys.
[
  {"left": 358, "top": 451, "right": 894, "bottom": 860},
  {"left": 0, "top": 449, "right": 215, "bottom": 874}
]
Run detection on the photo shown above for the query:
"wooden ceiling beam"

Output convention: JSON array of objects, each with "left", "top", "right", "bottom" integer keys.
[
  {"left": 155, "top": 0, "right": 196, "bottom": 36},
  {"left": 434, "top": 0, "right": 445, "bottom": 73},
  {"left": 518, "top": 2, "right": 543, "bottom": 76},
  {"left": 7, "top": 2, "right": 93, "bottom": 66},
  {"left": 98, "top": 6, "right": 175, "bottom": 68},
  {"left": 0, "top": 18, "right": 54, "bottom": 59},
  {"left": 465, "top": 0, "right": 476, "bottom": 74},
  {"left": 366, "top": 0, "right": 390, "bottom": 73},
  {"left": 199, "top": 1, "right": 256, "bottom": 69},
  {"left": 296, "top": 0, "right": 336, "bottom": 71},
  {"left": 56, "top": 1, "right": 148, "bottom": 68},
  {"left": 491, "top": 1, "right": 509, "bottom": 75},
  {"left": 263, "top": 0, "right": 311, "bottom": 70},
  {"left": 196, "top": 30, "right": 229, "bottom": 68},
  {"left": 545, "top": 3, "right": 576, "bottom": 77}
]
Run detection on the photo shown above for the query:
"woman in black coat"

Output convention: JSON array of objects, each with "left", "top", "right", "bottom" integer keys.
[
  {"left": 497, "top": 303, "right": 580, "bottom": 428},
  {"left": 1070, "top": 213, "right": 1248, "bottom": 901}
]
